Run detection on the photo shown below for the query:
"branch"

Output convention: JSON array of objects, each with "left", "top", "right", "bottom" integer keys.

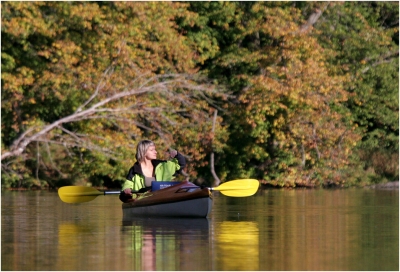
[
  {"left": 310, "top": 122, "right": 321, "bottom": 160},
  {"left": 44, "top": 140, "right": 65, "bottom": 177},
  {"left": 300, "top": 143, "right": 306, "bottom": 168},
  {"left": 75, "top": 41, "right": 126, "bottom": 113},
  {"left": 361, "top": 50, "right": 399, "bottom": 73},
  {"left": 210, "top": 109, "right": 221, "bottom": 186},
  {"left": 299, "top": 2, "right": 330, "bottom": 34},
  {"left": 1, "top": 73, "right": 212, "bottom": 161},
  {"left": 76, "top": 65, "right": 113, "bottom": 113}
]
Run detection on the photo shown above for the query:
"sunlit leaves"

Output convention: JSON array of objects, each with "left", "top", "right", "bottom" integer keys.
[
  {"left": 313, "top": 1, "right": 399, "bottom": 182},
  {"left": 1, "top": 1, "right": 397, "bottom": 188},
  {"left": 186, "top": 1, "right": 364, "bottom": 186},
  {"left": 1, "top": 2, "right": 220, "bottom": 187}
]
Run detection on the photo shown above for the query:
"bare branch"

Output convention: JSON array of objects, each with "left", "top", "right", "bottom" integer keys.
[
  {"left": 76, "top": 65, "right": 113, "bottom": 113},
  {"left": 44, "top": 141, "right": 65, "bottom": 177},
  {"left": 361, "top": 50, "right": 399, "bottom": 73},
  {"left": 299, "top": 2, "right": 330, "bottom": 33},
  {"left": 300, "top": 143, "right": 306, "bottom": 168},
  {"left": 210, "top": 109, "right": 221, "bottom": 186},
  {"left": 2, "top": 72, "right": 213, "bottom": 162}
]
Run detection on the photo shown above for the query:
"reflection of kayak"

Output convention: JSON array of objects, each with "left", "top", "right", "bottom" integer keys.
[
  {"left": 122, "top": 216, "right": 210, "bottom": 231},
  {"left": 122, "top": 181, "right": 212, "bottom": 218}
]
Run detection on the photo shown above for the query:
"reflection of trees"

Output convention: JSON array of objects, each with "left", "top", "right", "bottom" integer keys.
[
  {"left": 3, "top": 190, "right": 398, "bottom": 270},
  {"left": 2, "top": 192, "right": 60, "bottom": 271},
  {"left": 254, "top": 189, "right": 399, "bottom": 271}
]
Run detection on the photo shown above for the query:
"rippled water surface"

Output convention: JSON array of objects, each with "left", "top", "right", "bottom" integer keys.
[{"left": 1, "top": 187, "right": 398, "bottom": 271}]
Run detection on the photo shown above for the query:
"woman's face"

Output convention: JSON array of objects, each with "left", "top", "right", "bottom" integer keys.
[{"left": 145, "top": 145, "right": 157, "bottom": 160}]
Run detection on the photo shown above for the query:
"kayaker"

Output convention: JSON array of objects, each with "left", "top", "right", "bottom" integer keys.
[{"left": 119, "top": 140, "right": 186, "bottom": 202}]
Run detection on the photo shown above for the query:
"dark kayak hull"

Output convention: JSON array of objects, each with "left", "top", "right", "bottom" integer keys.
[{"left": 122, "top": 181, "right": 213, "bottom": 218}]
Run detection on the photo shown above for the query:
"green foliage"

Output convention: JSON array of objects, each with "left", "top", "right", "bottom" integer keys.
[
  {"left": 314, "top": 1, "right": 399, "bottom": 183},
  {"left": 1, "top": 2, "right": 398, "bottom": 188},
  {"left": 184, "top": 2, "right": 362, "bottom": 187},
  {"left": 1, "top": 2, "right": 220, "bottom": 188}
]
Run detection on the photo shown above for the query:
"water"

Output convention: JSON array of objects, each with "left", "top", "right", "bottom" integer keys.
[{"left": 1, "top": 187, "right": 398, "bottom": 271}]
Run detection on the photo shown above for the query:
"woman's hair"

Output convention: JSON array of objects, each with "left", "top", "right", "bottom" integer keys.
[{"left": 136, "top": 140, "right": 155, "bottom": 162}]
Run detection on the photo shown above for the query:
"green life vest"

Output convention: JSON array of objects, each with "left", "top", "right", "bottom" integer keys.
[{"left": 122, "top": 158, "right": 181, "bottom": 191}]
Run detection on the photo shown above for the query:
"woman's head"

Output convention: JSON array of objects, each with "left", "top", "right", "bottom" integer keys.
[{"left": 136, "top": 140, "right": 157, "bottom": 162}]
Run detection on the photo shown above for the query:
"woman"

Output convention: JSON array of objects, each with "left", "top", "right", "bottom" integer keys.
[{"left": 119, "top": 140, "right": 186, "bottom": 202}]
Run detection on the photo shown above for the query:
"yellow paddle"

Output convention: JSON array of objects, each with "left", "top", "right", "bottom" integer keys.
[
  {"left": 209, "top": 179, "right": 259, "bottom": 197},
  {"left": 58, "top": 179, "right": 259, "bottom": 203},
  {"left": 58, "top": 186, "right": 121, "bottom": 204}
]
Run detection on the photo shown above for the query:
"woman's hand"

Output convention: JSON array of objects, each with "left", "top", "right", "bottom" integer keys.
[
  {"left": 123, "top": 188, "right": 132, "bottom": 195},
  {"left": 169, "top": 149, "right": 177, "bottom": 158}
]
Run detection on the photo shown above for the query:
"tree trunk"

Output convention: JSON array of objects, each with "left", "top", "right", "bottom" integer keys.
[{"left": 210, "top": 109, "right": 221, "bottom": 187}]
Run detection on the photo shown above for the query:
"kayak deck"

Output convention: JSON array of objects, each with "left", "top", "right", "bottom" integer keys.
[{"left": 122, "top": 181, "right": 213, "bottom": 218}]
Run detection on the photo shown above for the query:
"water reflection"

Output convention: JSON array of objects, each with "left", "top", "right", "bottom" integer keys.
[
  {"left": 214, "top": 221, "right": 259, "bottom": 270},
  {"left": 121, "top": 217, "right": 210, "bottom": 271},
  {"left": 1, "top": 189, "right": 398, "bottom": 271},
  {"left": 57, "top": 224, "right": 94, "bottom": 270}
]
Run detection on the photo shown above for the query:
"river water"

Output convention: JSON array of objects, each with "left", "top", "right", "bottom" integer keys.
[{"left": 1, "top": 187, "right": 398, "bottom": 271}]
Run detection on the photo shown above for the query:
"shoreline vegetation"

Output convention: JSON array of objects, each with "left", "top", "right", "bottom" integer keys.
[
  {"left": 4, "top": 181, "right": 399, "bottom": 191},
  {"left": 366, "top": 181, "right": 399, "bottom": 189}
]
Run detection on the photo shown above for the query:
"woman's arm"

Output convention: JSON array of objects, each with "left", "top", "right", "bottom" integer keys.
[
  {"left": 173, "top": 151, "right": 186, "bottom": 174},
  {"left": 168, "top": 149, "right": 186, "bottom": 174}
]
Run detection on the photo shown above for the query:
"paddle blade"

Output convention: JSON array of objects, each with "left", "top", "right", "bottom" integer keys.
[
  {"left": 212, "top": 179, "right": 259, "bottom": 197},
  {"left": 58, "top": 186, "right": 103, "bottom": 203}
]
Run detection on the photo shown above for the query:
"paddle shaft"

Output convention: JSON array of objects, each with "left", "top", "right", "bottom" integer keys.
[
  {"left": 104, "top": 191, "right": 124, "bottom": 195},
  {"left": 61, "top": 190, "right": 121, "bottom": 196}
]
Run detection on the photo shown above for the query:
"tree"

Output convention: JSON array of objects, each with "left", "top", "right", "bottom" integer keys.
[
  {"left": 1, "top": 2, "right": 223, "bottom": 188},
  {"left": 313, "top": 1, "right": 399, "bottom": 183},
  {"left": 183, "top": 1, "right": 361, "bottom": 186},
  {"left": 2, "top": 2, "right": 397, "bottom": 189}
]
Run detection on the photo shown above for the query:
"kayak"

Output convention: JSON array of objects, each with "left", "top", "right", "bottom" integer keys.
[
  {"left": 122, "top": 181, "right": 213, "bottom": 218},
  {"left": 58, "top": 179, "right": 258, "bottom": 219}
]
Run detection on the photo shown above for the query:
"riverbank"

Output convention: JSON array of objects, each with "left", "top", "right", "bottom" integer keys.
[
  {"left": 260, "top": 180, "right": 399, "bottom": 190},
  {"left": 367, "top": 181, "right": 399, "bottom": 189},
  {"left": 3, "top": 181, "right": 399, "bottom": 191}
]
